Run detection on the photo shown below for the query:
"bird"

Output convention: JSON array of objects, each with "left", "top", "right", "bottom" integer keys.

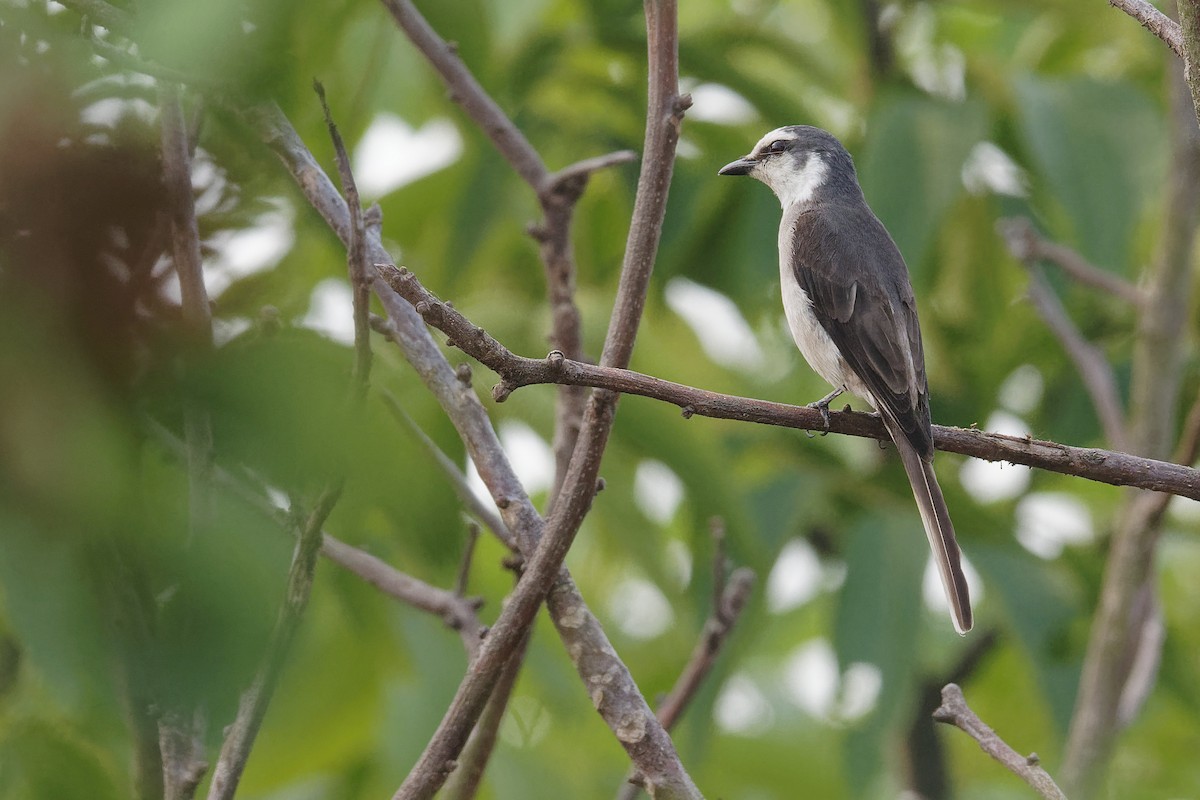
[{"left": 719, "top": 125, "right": 972, "bottom": 634}]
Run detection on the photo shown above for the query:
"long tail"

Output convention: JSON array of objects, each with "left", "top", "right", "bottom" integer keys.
[{"left": 883, "top": 416, "right": 973, "bottom": 634}]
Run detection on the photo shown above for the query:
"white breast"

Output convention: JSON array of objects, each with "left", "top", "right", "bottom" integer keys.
[{"left": 778, "top": 224, "right": 873, "bottom": 405}]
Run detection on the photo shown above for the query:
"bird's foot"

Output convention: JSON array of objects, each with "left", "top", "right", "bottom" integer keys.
[{"left": 806, "top": 387, "right": 845, "bottom": 435}]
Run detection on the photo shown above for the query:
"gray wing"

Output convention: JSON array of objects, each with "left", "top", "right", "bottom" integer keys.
[{"left": 788, "top": 202, "right": 934, "bottom": 459}]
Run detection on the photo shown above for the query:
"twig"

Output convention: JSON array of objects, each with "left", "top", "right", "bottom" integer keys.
[
  {"left": 997, "top": 217, "right": 1142, "bottom": 307},
  {"left": 376, "top": 263, "right": 1200, "bottom": 502},
  {"left": 158, "top": 82, "right": 213, "bottom": 800},
  {"left": 442, "top": 619, "right": 534, "bottom": 800},
  {"left": 454, "top": 522, "right": 482, "bottom": 599},
  {"left": 1062, "top": 63, "right": 1200, "bottom": 797},
  {"left": 159, "top": 708, "right": 207, "bottom": 800},
  {"left": 933, "top": 684, "right": 1068, "bottom": 800},
  {"left": 1109, "top": 0, "right": 1185, "bottom": 60},
  {"left": 147, "top": 419, "right": 486, "bottom": 655},
  {"left": 391, "top": 2, "right": 700, "bottom": 796},
  {"left": 997, "top": 218, "right": 1130, "bottom": 450},
  {"left": 617, "top": 524, "right": 754, "bottom": 800},
  {"left": 315, "top": 80, "right": 373, "bottom": 394},
  {"left": 206, "top": 484, "right": 343, "bottom": 800},
  {"left": 378, "top": 388, "right": 515, "bottom": 550},
  {"left": 378, "top": 0, "right": 549, "bottom": 189},
  {"left": 1026, "top": 267, "right": 1129, "bottom": 451}
]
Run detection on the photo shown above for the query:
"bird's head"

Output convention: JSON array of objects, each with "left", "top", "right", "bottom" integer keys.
[{"left": 719, "top": 125, "right": 856, "bottom": 208}]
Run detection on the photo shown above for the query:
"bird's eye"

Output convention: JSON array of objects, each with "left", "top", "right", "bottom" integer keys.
[{"left": 765, "top": 140, "right": 788, "bottom": 154}]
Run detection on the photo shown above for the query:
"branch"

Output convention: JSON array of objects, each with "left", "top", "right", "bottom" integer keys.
[
  {"left": 376, "top": 263, "right": 1200, "bottom": 502},
  {"left": 378, "top": 0, "right": 549, "bottom": 189},
  {"left": 997, "top": 216, "right": 1142, "bottom": 307},
  {"left": 933, "top": 684, "right": 1068, "bottom": 800},
  {"left": 617, "top": 521, "right": 754, "bottom": 800},
  {"left": 233, "top": 102, "right": 700, "bottom": 798},
  {"left": 1110, "top": 0, "right": 1186, "bottom": 60},
  {"left": 1062, "top": 61, "right": 1200, "bottom": 796},
  {"left": 997, "top": 218, "right": 1130, "bottom": 450},
  {"left": 1027, "top": 267, "right": 1129, "bottom": 451},
  {"left": 392, "top": 2, "right": 700, "bottom": 795},
  {"left": 377, "top": 373, "right": 515, "bottom": 551},
  {"left": 206, "top": 484, "right": 343, "bottom": 800},
  {"left": 147, "top": 419, "right": 486, "bottom": 654},
  {"left": 158, "top": 81, "right": 212, "bottom": 800},
  {"left": 315, "top": 80, "right": 373, "bottom": 394}
]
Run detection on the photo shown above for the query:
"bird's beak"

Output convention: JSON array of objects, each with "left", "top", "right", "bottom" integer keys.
[{"left": 718, "top": 156, "right": 756, "bottom": 176}]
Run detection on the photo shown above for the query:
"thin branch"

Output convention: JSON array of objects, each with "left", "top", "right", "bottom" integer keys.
[
  {"left": 997, "top": 218, "right": 1130, "bottom": 450},
  {"left": 442, "top": 620, "right": 534, "bottom": 800},
  {"left": 377, "top": 387, "right": 515, "bottom": 550},
  {"left": 617, "top": 524, "right": 755, "bottom": 800},
  {"left": 997, "top": 216, "right": 1143, "bottom": 307},
  {"left": 376, "top": 263, "right": 1200, "bottom": 502},
  {"left": 378, "top": 0, "right": 549, "bottom": 189},
  {"left": 1026, "top": 267, "right": 1129, "bottom": 451},
  {"left": 206, "top": 484, "right": 343, "bottom": 800},
  {"left": 158, "top": 81, "right": 212, "bottom": 800},
  {"left": 315, "top": 80, "right": 373, "bottom": 394},
  {"left": 1109, "top": 0, "right": 1186, "bottom": 60},
  {"left": 1062, "top": 63, "right": 1200, "bottom": 796},
  {"left": 234, "top": 102, "right": 699, "bottom": 799},
  {"left": 159, "top": 709, "right": 207, "bottom": 800},
  {"left": 454, "top": 522, "right": 482, "bottom": 599},
  {"left": 392, "top": 2, "right": 700, "bottom": 796},
  {"left": 933, "top": 684, "right": 1068, "bottom": 800},
  {"left": 147, "top": 419, "right": 486, "bottom": 655},
  {"left": 1182, "top": 0, "right": 1200, "bottom": 126}
]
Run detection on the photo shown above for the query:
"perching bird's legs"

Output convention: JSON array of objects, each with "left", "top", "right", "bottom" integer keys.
[{"left": 808, "top": 385, "right": 845, "bottom": 429}]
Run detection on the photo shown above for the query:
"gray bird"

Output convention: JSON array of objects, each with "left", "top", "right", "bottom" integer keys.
[{"left": 719, "top": 125, "right": 972, "bottom": 634}]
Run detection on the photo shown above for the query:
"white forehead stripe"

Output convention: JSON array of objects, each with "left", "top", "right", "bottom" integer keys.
[
  {"left": 766, "top": 152, "right": 828, "bottom": 208},
  {"left": 753, "top": 127, "right": 799, "bottom": 155}
]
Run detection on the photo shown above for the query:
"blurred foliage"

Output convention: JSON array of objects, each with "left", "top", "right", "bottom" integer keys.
[{"left": 1, "top": 0, "right": 1199, "bottom": 798}]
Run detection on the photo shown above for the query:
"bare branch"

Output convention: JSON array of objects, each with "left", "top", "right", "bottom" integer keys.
[
  {"left": 147, "top": 419, "right": 486, "bottom": 654},
  {"left": 1110, "top": 0, "right": 1186, "bottom": 60},
  {"left": 1062, "top": 63, "right": 1200, "bottom": 796},
  {"left": 378, "top": 388, "right": 516, "bottom": 550},
  {"left": 933, "top": 684, "right": 1067, "bottom": 800},
  {"left": 997, "top": 218, "right": 1131, "bottom": 449},
  {"left": 392, "top": 1, "right": 701, "bottom": 795},
  {"left": 206, "top": 484, "right": 343, "bottom": 800},
  {"left": 159, "top": 708, "right": 207, "bottom": 800},
  {"left": 376, "top": 263, "right": 1200, "bottom": 502},
  {"left": 158, "top": 82, "right": 213, "bottom": 800},
  {"left": 378, "top": 0, "right": 549, "bottom": 189},
  {"left": 997, "top": 216, "right": 1142, "bottom": 307},
  {"left": 454, "top": 522, "right": 482, "bottom": 599},
  {"left": 442, "top": 625, "right": 533, "bottom": 800},
  {"left": 1026, "top": 267, "right": 1129, "bottom": 451},
  {"left": 315, "top": 80, "right": 373, "bottom": 394}
]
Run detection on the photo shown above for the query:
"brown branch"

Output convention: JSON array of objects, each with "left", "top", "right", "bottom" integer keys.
[
  {"left": 157, "top": 81, "right": 213, "bottom": 800},
  {"left": 159, "top": 709, "right": 207, "bottom": 800},
  {"left": 377, "top": 371, "right": 516, "bottom": 551},
  {"left": 997, "top": 216, "right": 1142, "bottom": 307},
  {"left": 933, "top": 684, "right": 1068, "bottom": 800},
  {"left": 1110, "top": 0, "right": 1186, "bottom": 60},
  {"left": 997, "top": 218, "right": 1131, "bottom": 450},
  {"left": 391, "top": 2, "right": 699, "bottom": 796},
  {"left": 147, "top": 419, "right": 486, "bottom": 655},
  {"left": 617, "top": 521, "right": 754, "bottom": 800},
  {"left": 206, "top": 484, "right": 343, "bottom": 800},
  {"left": 315, "top": 80, "right": 373, "bottom": 394},
  {"left": 442, "top": 618, "right": 534, "bottom": 800},
  {"left": 378, "top": 0, "right": 549, "bottom": 189},
  {"left": 1027, "top": 267, "right": 1129, "bottom": 451},
  {"left": 1182, "top": 0, "right": 1200, "bottom": 126},
  {"left": 1062, "top": 60, "right": 1200, "bottom": 797},
  {"left": 376, "top": 263, "right": 1200, "bottom": 502},
  {"left": 233, "top": 102, "right": 699, "bottom": 798}
]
